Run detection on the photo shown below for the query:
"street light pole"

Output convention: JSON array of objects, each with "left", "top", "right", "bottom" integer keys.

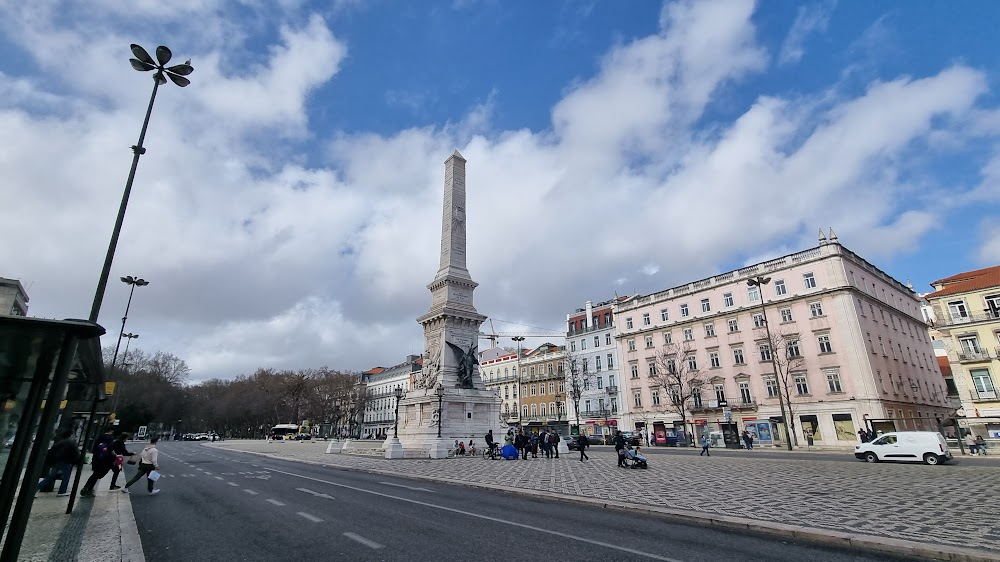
[
  {"left": 512, "top": 336, "right": 524, "bottom": 427},
  {"left": 748, "top": 275, "right": 793, "bottom": 451},
  {"left": 89, "top": 45, "right": 192, "bottom": 324},
  {"left": 393, "top": 386, "right": 403, "bottom": 439},
  {"left": 435, "top": 384, "right": 445, "bottom": 439},
  {"left": 109, "top": 276, "right": 149, "bottom": 378}
]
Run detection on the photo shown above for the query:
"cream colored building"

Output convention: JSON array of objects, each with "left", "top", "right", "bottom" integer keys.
[
  {"left": 924, "top": 265, "right": 1000, "bottom": 439},
  {"left": 480, "top": 347, "right": 521, "bottom": 426}
]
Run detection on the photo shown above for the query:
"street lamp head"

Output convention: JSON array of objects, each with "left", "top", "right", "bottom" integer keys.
[
  {"left": 124, "top": 333, "right": 139, "bottom": 339},
  {"left": 129, "top": 44, "right": 194, "bottom": 87},
  {"left": 435, "top": 384, "right": 445, "bottom": 397},
  {"left": 394, "top": 386, "right": 403, "bottom": 399},
  {"left": 747, "top": 276, "right": 771, "bottom": 287}
]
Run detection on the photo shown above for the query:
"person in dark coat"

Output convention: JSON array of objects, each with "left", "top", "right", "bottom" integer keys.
[
  {"left": 37, "top": 430, "right": 80, "bottom": 496},
  {"left": 109, "top": 432, "right": 134, "bottom": 490},
  {"left": 80, "top": 429, "right": 116, "bottom": 497},
  {"left": 577, "top": 434, "right": 589, "bottom": 461},
  {"left": 613, "top": 430, "right": 627, "bottom": 467}
]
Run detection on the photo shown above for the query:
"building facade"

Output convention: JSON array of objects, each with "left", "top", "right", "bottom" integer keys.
[
  {"left": 614, "top": 232, "right": 952, "bottom": 449},
  {"left": 517, "top": 343, "right": 568, "bottom": 434},
  {"left": 923, "top": 265, "right": 1000, "bottom": 440},
  {"left": 480, "top": 346, "right": 521, "bottom": 426},
  {"left": 565, "top": 299, "right": 624, "bottom": 440},
  {"left": 361, "top": 356, "right": 420, "bottom": 439},
  {"left": 0, "top": 278, "right": 28, "bottom": 316}
]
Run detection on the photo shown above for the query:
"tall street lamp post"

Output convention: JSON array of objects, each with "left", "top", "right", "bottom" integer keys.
[
  {"left": 511, "top": 336, "right": 524, "bottom": 428},
  {"left": 435, "top": 384, "right": 445, "bottom": 439},
  {"left": 393, "top": 386, "right": 403, "bottom": 439},
  {"left": 88, "top": 45, "right": 192, "bottom": 324},
  {"left": 747, "top": 275, "right": 793, "bottom": 451},
  {"left": 109, "top": 276, "right": 149, "bottom": 378}
]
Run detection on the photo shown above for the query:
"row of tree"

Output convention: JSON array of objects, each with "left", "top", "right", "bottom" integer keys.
[{"left": 105, "top": 348, "right": 369, "bottom": 439}]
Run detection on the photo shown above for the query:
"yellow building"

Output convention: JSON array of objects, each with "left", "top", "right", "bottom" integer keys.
[{"left": 925, "top": 265, "right": 1000, "bottom": 440}]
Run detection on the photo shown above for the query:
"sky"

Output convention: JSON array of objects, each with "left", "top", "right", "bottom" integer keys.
[{"left": 2, "top": 0, "right": 999, "bottom": 383}]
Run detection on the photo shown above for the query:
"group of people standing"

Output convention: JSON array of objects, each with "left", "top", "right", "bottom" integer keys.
[{"left": 506, "top": 428, "right": 561, "bottom": 460}]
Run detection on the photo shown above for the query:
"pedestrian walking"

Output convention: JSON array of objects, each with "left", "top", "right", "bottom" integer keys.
[
  {"left": 577, "top": 434, "right": 589, "bottom": 461},
  {"left": 552, "top": 431, "right": 560, "bottom": 459},
  {"left": 109, "top": 432, "right": 134, "bottom": 490},
  {"left": 529, "top": 432, "right": 538, "bottom": 458},
  {"left": 614, "top": 430, "right": 627, "bottom": 468},
  {"left": 80, "top": 428, "right": 116, "bottom": 497},
  {"left": 516, "top": 430, "right": 529, "bottom": 460},
  {"left": 123, "top": 436, "right": 161, "bottom": 495},
  {"left": 741, "top": 430, "right": 754, "bottom": 450},
  {"left": 699, "top": 434, "right": 711, "bottom": 456},
  {"left": 37, "top": 430, "right": 80, "bottom": 496}
]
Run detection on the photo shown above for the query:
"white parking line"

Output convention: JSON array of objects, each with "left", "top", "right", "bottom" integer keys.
[
  {"left": 296, "top": 512, "right": 323, "bottom": 523},
  {"left": 214, "top": 476, "right": 224, "bottom": 481},
  {"left": 265, "top": 499, "right": 285, "bottom": 506},
  {"left": 243, "top": 489, "right": 258, "bottom": 495},
  {"left": 344, "top": 532, "right": 383, "bottom": 550},
  {"left": 227, "top": 482, "right": 239, "bottom": 487}
]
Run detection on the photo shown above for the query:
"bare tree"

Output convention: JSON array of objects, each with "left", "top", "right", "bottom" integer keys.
[
  {"left": 562, "top": 351, "right": 593, "bottom": 437},
  {"left": 755, "top": 328, "right": 805, "bottom": 447},
  {"left": 647, "top": 341, "right": 702, "bottom": 443}
]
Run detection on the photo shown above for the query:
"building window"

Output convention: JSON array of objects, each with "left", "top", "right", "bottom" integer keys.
[
  {"left": 583, "top": 378, "right": 589, "bottom": 390},
  {"left": 795, "top": 374, "right": 810, "bottom": 395},
  {"left": 645, "top": 335, "right": 654, "bottom": 348},
  {"left": 596, "top": 356, "right": 602, "bottom": 371},
  {"left": 505, "top": 386, "right": 510, "bottom": 399},
  {"left": 774, "top": 279, "right": 786, "bottom": 295},
  {"left": 540, "top": 403, "right": 546, "bottom": 416},
  {"left": 739, "top": 381, "right": 752, "bottom": 403},
  {"left": 758, "top": 343, "right": 772, "bottom": 362},
  {"left": 606, "top": 333, "right": 613, "bottom": 346},
  {"left": 628, "top": 339, "right": 636, "bottom": 351},
  {"left": 571, "top": 341, "right": 577, "bottom": 352},
  {"left": 530, "top": 384, "right": 536, "bottom": 396},
  {"left": 724, "top": 293, "right": 734, "bottom": 307},
  {"left": 765, "top": 377, "right": 779, "bottom": 397},
  {"left": 692, "top": 388, "right": 703, "bottom": 408},
  {"left": 727, "top": 318, "right": 739, "bottom": 333},
  {"left": 548, "top": 381, "right": 554, "bottom": 394},
  {"left": 826, "top": 369, "right": 843, "bottom": 393},
  {"left": 747, "top": 286, "right": 760, "bottom": 303},
  {"left": 680, "top": 304, "right": 689, "bottom": 317},
  {"left": 701, "top": 298, "right": 711, "bottom": 312},
  {"left": 609, "top": 374, "right": 616, "bottom": 388},
  {"left": 971, "top": 369, "right": 997, "bottom": 399},
  {"left": 651, "top": 391, "right": 661, "bottom": 406},
  {"left": 670, "top": 386, "right": 681, "bottom": 405},
  {"left": 683, "top": 328, "right": 694, "bottom": 341},
  {"left": 581, "top": 339, "right": 587, "bottom": 350},
  {"left": 714, "top": 384, "right": 726, "bottom": 403},
  {"left": 584, "top": 400, "right": 591, "bottom": 413},
  {"left": 626, "top": 317, "right": 634, "bottom": 329},
  {"left": 631, "top": 364, "right": 639, "bottom": 378},
  {"left": 709, "top": 351, "right": 720, "bottom": 368},
  {"left": 752, "top": 313, "right": 765, "bottom": 328},
  {"left": 648, "top": 362, "right": 657, "bottom": 376},
  {"left": 809, "top": 301, "right": 824, "bottom": 317},
  {"left": 704, "top": 323, "right": 715, "bottom": 337},
  {"left": 607, "top": 353, "right": 614, "bottom": 369},
  {"left": 663, "top": 331, "right": 672, "bottom": 344},
  {"left": 666, "top": 359, "right": 676, "bottom": 374},
  {"left": 634, "top": 392, "right": 642, "bottom": 408},
  {"left": 661, "top": 309, "right": 669, "bottom": 321},
  {"left": 818, "top": 334, "right": 833, "bottom": 353},
  {"left": 803, "top": 272, "right": 816, "bottom": 289},
  {"left": 947, "top": 300, "right": 968, "bottom": 321},
  {"left": 643, "top": 313, "right": 650, "bottom": 326},
  {"left": 531, "top": 404, "right": 537, "bottom": 416},
  {"left": 780, "top": 308, "right": 793, "bottom": 322},
  {"left": 733, "top": 347, "right": 745, "bottom": 365},
  {"left": 605, "top": 312, "right": 611, "bottom": 325},
  {"left": 688, "top": 355, "right": 698, "bottom": 371},
  {"left": 596, "top": 377, "right": 603, "bottom": 390},
  {"left": 594, "top": 336, "right": 600, "bottom": 348},
  {"left": 786, "top": 339, "right": 801, "bottom": 357},
  {"left": 959, "top": 336, "right": 982, "bottom": 357}
]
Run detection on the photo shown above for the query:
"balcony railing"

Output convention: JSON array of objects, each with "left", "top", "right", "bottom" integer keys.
[
  {"left": 973, "top": 389, "right": 998, "bottom": 401},
  {"left": 567, "top": 322, "right": 613, "bottom": 336},
  {"left": 934, "top": 310, "right": 1000, "bottom": 327},
  {"left": 958, "top": 350, "right": 993, "bottom": 362},
  {"left": 605, "top": 385, "right": 618, "bottom": 396},
  {"left": 580, "top": 409, "right": 616, "bottom": 419}
]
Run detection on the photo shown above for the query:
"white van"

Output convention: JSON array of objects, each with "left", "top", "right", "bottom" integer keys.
[{"left": 854, "top": 431, "right": 952, "bottom": 465}]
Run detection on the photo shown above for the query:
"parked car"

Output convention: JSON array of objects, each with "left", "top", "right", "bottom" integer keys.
[
  {"left": 587, "top": 434, "right": 607, "bottom": 446},
  {"left": 294, "top": 433, "right": 312, "bottom": 441},
  {"left": 854, "top": 431, "right": 952, "bottom": 465},
  {"left": 622, "top": 432, "right": 642, "bottom": 446}
]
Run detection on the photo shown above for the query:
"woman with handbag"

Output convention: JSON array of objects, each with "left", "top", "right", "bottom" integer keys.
[
  {"left": 109, "top": 432, "right": 134, "bottom": 490},
  {"left": 122, "top": 436, "right": 161, "bottom": 495}
]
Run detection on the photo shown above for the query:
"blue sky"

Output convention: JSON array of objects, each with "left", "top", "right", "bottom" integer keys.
[{"left": 1, "top": 1, "right": 998, "bottom": 380}]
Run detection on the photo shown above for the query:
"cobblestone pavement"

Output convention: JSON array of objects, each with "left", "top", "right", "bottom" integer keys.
[{"left": 203, "top": 440, "right": 1000, "bottom": 554}]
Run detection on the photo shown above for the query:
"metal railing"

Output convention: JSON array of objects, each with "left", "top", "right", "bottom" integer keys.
[
  {"left": 958, "top": 350, "right": 993, "bottom": 362},
  {"left": 972, "top": 389, "right": 998, "bottom": 401},
  {"left": 934, "top": 310, "right": 1000, "bottom": 327}
]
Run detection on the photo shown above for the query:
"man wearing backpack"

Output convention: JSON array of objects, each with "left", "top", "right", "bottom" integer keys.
[
  {"left": 37, "top": 430, "right": 80, "bottom": 496},
  {"left": 79, "top": 428, "right": 116, "bottom": 497}
]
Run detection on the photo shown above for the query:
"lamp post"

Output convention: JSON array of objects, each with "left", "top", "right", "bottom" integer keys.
[
  {"left": 393, "top": 386, "right": 403, "bottom": 439},
  {"left": 747, "top": 275, "right": 793, "bottom": 451},
  {"left": 88, "top": 46, "right": 192, "bottom": 324},
  {"left": 512, "top": 336, "right": 525, "bottom": 427},
  {"left": 108, "top": 276, "right": 149, "bottom": 378},
  {"left": 435, "top": 384, "right": 445, "bottom": 439}
]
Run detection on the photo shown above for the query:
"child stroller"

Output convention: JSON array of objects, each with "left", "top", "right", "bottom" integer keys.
[{"left": 621, "top": 445, "right": 648, "bottom": 469}]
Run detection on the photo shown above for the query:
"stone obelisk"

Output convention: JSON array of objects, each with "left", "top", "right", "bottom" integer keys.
[{"left": 392, "top": 150, "right": 500, "bottom": 459}]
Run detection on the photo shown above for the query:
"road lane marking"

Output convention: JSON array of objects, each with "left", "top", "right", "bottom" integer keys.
[
  {"left": 380, "top": 481, "right": 432, "bottom": 492},
  {"left": 296, "top": 512, "right": 323, "bottom": 523},
  {"left": 227, "top": 482, "right": 239, "bottom": 487},
  {"left": 243, "top": 489, "right": 258, "bottom": 495},
  {"left": 295, "top": 487, "right": 334, "bottom": 499},
  {"left": 265, "top": 499, "right": 285, "bottom": 506},
  {"left": 204, "top": 472, "right": 213, "bottom": 476},
  {"left": 214, "top": 476, "right": 224, "bottom": 481},
  {"left": 264, "top": 467, "right": 682, "bottom": 562},
  {"left": 343, "top": 532, "right": 383, "bottom": 550}
]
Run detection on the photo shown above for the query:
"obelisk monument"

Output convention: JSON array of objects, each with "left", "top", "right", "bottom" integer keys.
[{"left": 391, "top": 150, "right": 500, "bottom": 458}]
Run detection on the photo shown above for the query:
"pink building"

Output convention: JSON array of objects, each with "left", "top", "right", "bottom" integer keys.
[{"left": 613, "top": 231, "right": 953, "bottom": 449}]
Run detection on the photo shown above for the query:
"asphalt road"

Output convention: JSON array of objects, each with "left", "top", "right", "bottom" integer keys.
[{"left": 127, "top": 442, "right": 922, "bottom": 562}]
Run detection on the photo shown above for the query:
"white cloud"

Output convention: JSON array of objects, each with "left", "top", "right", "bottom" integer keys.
[
  {"left": 977, "top": 220, "right": 1000, "bottom": 264},
  {"left": 779, "top": 2, "right": 834, "bottom": 65}
]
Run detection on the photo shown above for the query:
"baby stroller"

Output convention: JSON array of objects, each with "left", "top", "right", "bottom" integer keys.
[{"left": 621, "top": 445, "right": 648, "bottom": 469}]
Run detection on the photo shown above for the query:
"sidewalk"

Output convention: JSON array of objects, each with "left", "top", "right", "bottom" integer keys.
[
  {"left": 15, "top": 471, "right": 144, "bottom": 562},
  {"left": 205, "top": 439, "right": 998, "bottom": 562}
]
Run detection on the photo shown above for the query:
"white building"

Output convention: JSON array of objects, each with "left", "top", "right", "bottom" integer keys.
[
  {"left": 360, "top": 355, "right": 420, "bottom": 439},
  {"left": 565, "top": 299, "right": 625, "bottom": 440}
]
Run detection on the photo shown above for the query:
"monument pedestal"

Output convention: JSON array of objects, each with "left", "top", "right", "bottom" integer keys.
[
  {"left": 396, "top": 387, "right": 501, "bottom": 458},
  {"left": 558, "top": 441, "right": 569, "bottom": 455},
  {"left": 383, "top": 437, "right": 405, "bottom": 459}
]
